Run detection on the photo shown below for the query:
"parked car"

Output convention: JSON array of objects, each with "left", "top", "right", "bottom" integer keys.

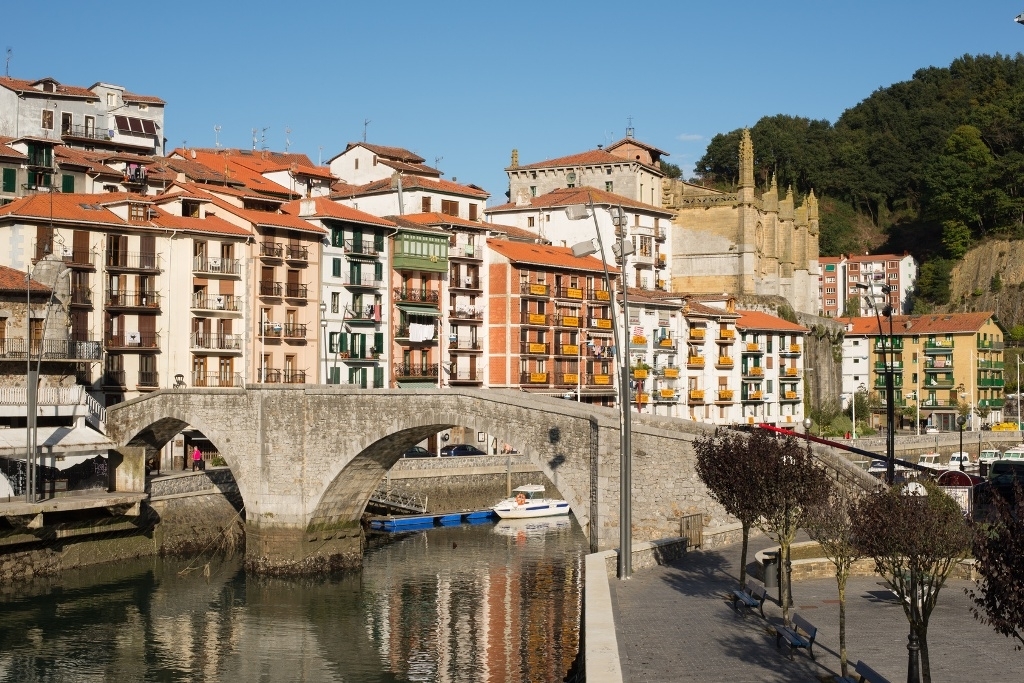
[
  {"left": 976, "top": 460, "right": 1024, "bottom": 505},
  {"left": 925, "top": 427, "right": 940, "bottom": 434},
  {"left": 402, "top": 446, "right": 434, "bottom": 458},
  {"left": 440, "top": 444, "right": 486, "bottom": 457}
]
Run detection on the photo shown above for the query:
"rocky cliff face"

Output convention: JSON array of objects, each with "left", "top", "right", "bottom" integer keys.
[{"left": 948, "top": 239, "right": 1024, "bottom": 330}]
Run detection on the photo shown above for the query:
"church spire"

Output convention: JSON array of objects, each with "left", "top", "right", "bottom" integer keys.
[{"left": 738, "top": 128, "right": 754, "bottom": 189}]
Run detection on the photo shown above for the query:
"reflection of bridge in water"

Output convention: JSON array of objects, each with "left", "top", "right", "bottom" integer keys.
[{"left": 106, "top": 386, "right": 875, "bottom": 572}]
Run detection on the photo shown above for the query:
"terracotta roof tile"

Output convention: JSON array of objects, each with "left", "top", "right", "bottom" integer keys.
[
  {"left": 394, "top": 212, "right": 495, "bottom": 231},
  {"left": 511, "top": 147, "right": 663, "bottom": 176},
  {"left": 838, "top": 313, "right": 995, "bottom": 336},
  {"left": 149, "top": 211, "right": 251, "bottom": 237},
  {"left": 189, "top": 187, "right": 325, "bottom": 234},
  {"left": 486, "top": 186, "right": 673, "bottom": 216},
  {"left": 54, "top": 147, "right": 121, "bottom": 176},
  {"left": 378, "top": 159, "right": 442, "bottom": 176},
  {"left": 0, "top": 76, "right": 98, "bottom": 99},
  {"left": 685, "top": 301, "right": 737, "bottom": 318},
  {"left": 0, "top": 193, "right": 129, "bottom": 225},
  {"left": 486, "top": 238, "right": 617, "bottom": 274},
  {"left": 0, "top": 265, "right": 50, "bottom": 293},
  {"left": 331, "top": 174, "right": 487, "bottom": 199},
  {"left": 0, "top": 136, "right": 27, "bottom": 161},
  {"left": 122, "top": 91, "right": 165, "bottom": 104},
  {"left": 340, "top": 142, "right": 425, "bottom": 163},
  {"left": 605, "top": 137, "right": 670, "bottom": 157},
  {"left": 281, "top": 197, "right": 397, "bottom": 229},
  {"left": 734, "top": 310, "right": 808, "bottom": 332}
]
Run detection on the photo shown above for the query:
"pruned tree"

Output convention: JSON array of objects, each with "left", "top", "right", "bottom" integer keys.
[
  {"left": 757, "top": 437, "right": 831, "bottom": 625},
  {"left": 693, "top": 429, "right": 766, "bottom": 587},
  {"left": 805, "top": 480, "right": 864, "bottom": 678},
  {"left": 968, "top": 482, "right": 1024, "bottom": 649},
  {"left": 852, "top": 481, "right": 972, "bottom": 683}
]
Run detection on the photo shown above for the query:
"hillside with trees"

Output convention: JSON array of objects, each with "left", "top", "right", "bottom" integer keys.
[{"left": 694, "top": 53, "right": 1024, "bottom": 326}]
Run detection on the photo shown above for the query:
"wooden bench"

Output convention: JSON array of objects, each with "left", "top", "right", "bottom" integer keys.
[
  {"left": 731, "top": 581, "right": 767, "bottom": 618},
  {"left": 774, "top": 613, "right": 817, "bottom": 659},
  {"left": 837, "top": 659, "right": 890, "bottom": 683}
]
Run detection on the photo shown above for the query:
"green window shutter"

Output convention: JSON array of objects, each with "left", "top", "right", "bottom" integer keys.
[
  {"left": 348, "top": 367, "right": 358, "bottom": 384},
  {"left": 374, "top": 332, "right": 384, "bottom": 354},
  {"left": 350, "top": 261, "right": 361, "bottom": 284},
  {"left": 374, "top": 366, "right": 384, "bottom": 388},
  {"left": 332, "top": 228, "right": 343, "bottom": 248},
  {"left": 61, "top": 174, "right": 75, "bottom": 193},
  {"left": 357, "top": 334, "right": 367, "bottom": 358},
  {"left": 332, "top": 257, "right": 341, "bottom": 278},
  {"left": 360, "top": 368, "right": 368, "bottom": 389},
  {"left": 374, "top": 261, "right": 383, "bottom": 281},
  {"left": 329, "top": 332, "right": 339, "bottom": 353},
  {"left": 373, "top": 230, "right": 384, "bottom": 251},
  {"left": 328, "top": 367, "right": 340, "bottom": 384},
  {"left": 339, "top": 333, "right": 348, "bottom": 353},
  {"left": 2, "top": 168, "right": 15, "bottom": 193}
]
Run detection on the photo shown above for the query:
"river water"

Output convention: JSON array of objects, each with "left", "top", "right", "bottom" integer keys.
[{"left": 0, "top": 517, "right": 585, "bottom": 682}]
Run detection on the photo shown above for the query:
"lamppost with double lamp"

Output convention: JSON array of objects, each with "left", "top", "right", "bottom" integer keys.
[
  {"left": 957, "top": 414, "right": 967, "bottom": 472},
  {"left": 858, "top": 282, "right": 896, "bottom": 484},
  {"left": 903, "top": 480, "right": 928, "bottom": 683},
  {"left": 567, "top": 199, "right": 634, "bottom": 579},
  {"left": 319, "top": 301, "right": 329, "bottom": 384}
]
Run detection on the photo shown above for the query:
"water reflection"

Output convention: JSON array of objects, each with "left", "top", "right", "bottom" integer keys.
[{"left": 0, "top": 520, "right": 584, "bottom": 682}]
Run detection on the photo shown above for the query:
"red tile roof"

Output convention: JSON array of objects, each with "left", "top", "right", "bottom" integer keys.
[
  {"left": 605, "top": 137, "right": 669, "bottom": 157},
  {"left": 0, "top": 265, "right": 50, "bottom": 293},
  {"left": 54, "top": 147, "right": 122, "bottom": 176},
  {"left": 341, "top": 142, "right": 425, "bottom": 163},
  {"left": 393, "top": 212, "right": 495, "bottom": 231},
  {"left": 0, "top": 136, "right": 27, "bottom": 161},
  {"left": 510, "top": 147, "right": 663, "bottom": 176},
  {"left": 281, "top": 197, "right": 397, "bottom": 229},
  {"left": 331, "top": 174, "right": 488, "bottom": 199},
  {"left": 486, "top": 238, "right": 617, "bottom": 274},
  {"left": 845, "top": 253, "right": 911, "bottom": 263},
  {"left": 735, "top": 310, "right": 808, "bottom": 332},
  {"left": 685, "top": 300, "right": 737, "bottom": 318},
  {"left": 0, "top": 193, "right": 130, "bottom": 225},
  {"left": 0, "top": 77, "right": 97, "bottom": 99},
  {"left": 486, "top": 186, "right": 673, "bottom": 216},
  {"left": 149, "top": 211, "right": 251, "bottom": 237},
  {"left": 838, "top": 313, "right": 996, "bottom": 336},
  {"left": 189, "top": 188, "right": 325, "bottom": 234},
  {"left": 122, "top": 91, "right": 165, "bottom": 104}
]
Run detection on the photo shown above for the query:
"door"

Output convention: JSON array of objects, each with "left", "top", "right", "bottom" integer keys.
[
  {"left": 219, "top": 357, "right": 233, "bottom": 386},
  {"left": 138, "top": 314, "right": 156, "bottom": 348},
  {"left": 193, "top": 356, "right": 208, "bottom": 386},
  {"left": 468, "top": 354, "right": 477, "bottom": 381},
  {"left": 140, "top": 235, "right": 156, "bottom": 269},
  {"left": 61, "top": 112, "right": 72, "bottom": 135}
]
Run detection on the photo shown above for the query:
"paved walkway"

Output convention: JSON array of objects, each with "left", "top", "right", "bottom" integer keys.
[{"left": 610, "top": 535, "right": 1020, "bottom": 683}]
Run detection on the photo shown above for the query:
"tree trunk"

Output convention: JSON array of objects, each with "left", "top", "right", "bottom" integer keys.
[
  {"left": 739, "top": 521, "right": 750, "bottom": 587},
  {"left": 780, "top": 541, "right": 791, "bottom": 625},
  {"left": 838, "top": 576, "right": 848, "bottom": 678},
  {"left": 919, "top": 623, "right": 931, "bottom": 683}
]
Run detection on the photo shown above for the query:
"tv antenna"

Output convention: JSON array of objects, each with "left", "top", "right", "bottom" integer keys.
[
  {"left": 434, "top": 156, "right": 443, "bottom": 170},
  {"left": 214, "top": 125, "right": 221, "bottom": 148},
  {"left": 251, "top": 128, "right": 258, "bottom": 150},
  {"left": 362, "top": 118, "right": 371, "bottom": 142},
  {"left": 261, "top": 127, "right": 269, "bottom": 150},
  {"left": 4, "top": 48, "right": 10, "bottom": 78},
  {"left": 285, "top": 127, "right": 292, "bottom": 152},
  {"left": 318, "top": 145, "right": 323, "bottom": 166}
]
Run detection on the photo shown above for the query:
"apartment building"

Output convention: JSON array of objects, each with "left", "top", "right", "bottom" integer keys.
[
  {"left": 819, "top": 253, "right": 918, "bottom": 317},
  {"left": 485, "top": 239, "right": 617, "bottom": 404},
  {"left": 734, "top": 310, "right": 808, "bottom": 427},
  {"left": 678, "top": 299, "right": 741, "bottom": 424},
  {"left": 332, "top": 174, "right": 489, "bottom": 224},
  {"left": 622, "top": 291, "right": 685, "bottom": 417},
  {"left": 328, "top": 142, "right": 441, "bottom": 186},
  {"left": 841, "top": 312, "right": 1005, "bottom": 431},
  {"left": 0, "top": 76, "right": 165, "bottom": 156}
]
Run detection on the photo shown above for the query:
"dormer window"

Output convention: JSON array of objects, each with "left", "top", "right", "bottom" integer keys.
[
  {"left": 129, "top": 203, "right": 146, "bottom": 222},
  {"left": 41, "top": 81, "right": 54, "bottom": 93},
  {"left": 182, "top": 200, "right": 200, "bottom": 218}
]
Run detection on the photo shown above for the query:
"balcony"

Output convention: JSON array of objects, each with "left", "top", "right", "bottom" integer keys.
[
  {"left": 137, "top": 371, "right": 159, "bottom": 388},
  {"left": 688, "top": 389, "right": 705, "bottom": 403},
  {"left": 257, "top": 368, "right": 282, "bottom": 383},
  {"left": 396, "top": 326, "right": 437, "bottom": 344},
  {"left": 190, "top": 333, "right": 243, "bottom": 351},
  {"left": 978, "top": 360, "right": 1004, "bottom": 369},
  {"left": 105, "top": 332, "right": 160, "bottom": 350},
  {"left": 193, "top": 256, "right": 242, "bottom": 277},
  {"left": 874, "top": 338, "right": 905, "bottom": 352},
  {"left": 782, "top": 367, "right": 801, "bottom": 378},
  {"left": 283, "top": 369, "right": 306, "bottom": 384},
  {"left": 554, "top": 286, "right": 585, "bottom": 301},
  {"left": 519, "top": 371, "right": 549, "bottom": 385},
  {"left": 654, "top": 225, "right": 667, "bottom": 241},
  {"left": 874, "top": 360, "right": 903, "bottom": 372},
  {"left": 923, "top": 340, "right": 953, "bottom": 353},
  {"left": 343, "top": 240, "right": 380, "bottom": 258},
  {"left": 347, "top": 305, "right": 382, "bottom": 325},
  {"left": 630, "top": 334, "right": 648, "bottom": 349},
  {"left": 520, "top": 341, "right": 550, "bottom": 355},
  {"left": 103, "top": 370, "right": 126, "bottom": 387},
  {"left": 977, "top": 377, "right": 1005, "bottom": 388},
  {"left": 924, "top": 358, "right": 952, "bottom": 371},
  {"left": 655, "top": 253, "right": 667, "bottom": 269},
  {"left": 448, "top": 244, "right": 481, "bottom": 260},
  {"left": 716, "top": 356, "right": 734, "bottom": 368},
  {"left": 448, "top": 370, "right": 484, "bottom": 383},
  {"left": 631, "top": 392, "right": 651, "bottom": 405},
  {"left": 283, "top": 323, "right": 307, "bottom": 340},
  {"left": 260, "top": 321, "right": 283, "bottom": 338},
  {"left": 977, "top": 339, "right": 1004, "bottom": 350},
  {"left": 588, "top": 317, "right": 612, "bottom": 330},
  {"left": 780, "top": 344, "right": 802, "bottom": 356},
  {"left": 687, "top": 356, "right": 705, "bottom": 368},
  {"left": 921, "top": 398, "right": 955, "bottom": 407},
  {"left": 557, "top": 343, "right": 580, "bottom": 356},
  {"left": 450, "top": 275, "right": 481, "bottom": 291},
  {"left": 62, "top": 123, "right": 113, "bottom": 142},
  {"left": 979, "top": 398, "right": 1005, "bottom": 408},
  {"left": 260, "top": 241, "right": 284, "bottom": 259},
  {"left": 590, "top": 374, "right": 613, "bottom": 387},
  {"left": 742, "top": 343, "right": 762, "bottom": 354},
  {"left": 450, "top": 307, "right": 483, "bottom": 322},
  {"left": 106, "top": 290, "right": 161, "bottom": 310},
  {"left": 105, "top": 251, "right": 161, "bottom": 272},
  {"left": 192, "top": 372, "right": 243, "bottom": 388},
  {"left": 70, "top": 287, "right": 93, "bottom": 306},
  {"left": 0, "top": 337, "right": 102, "bottom": 361},
  {"left": 716, "top": 389, "right": 734, "bottom": 403},
  {"left": 589, "top": 289, "right": 611, "bottom": 302},
  {"left": 191, "top": 293, "right": 242, "bottom": 312},
  {"left": 921, "top": 377, "right": 951, "bottom": 389},
  {"left": 742, "top": 390, "right": 764, "bottom": 402},
  {"left": 285, "top": 283, "right": 308, "bottom": 300},
  {"left": 654, "top": 337, "right": 677, "bottom": 352},
  {"left": 259, "top": 280, "right": 283, "bottom": 298},
  {"left": 394, "top": 288, "right": 440, "bottom": 305},
  {"left": 63, "top": 248, "right": 97, "bottom": 270},
  {"left": 656, "top": 366, "right": 680, "bottom": 379},
  {"left": 717, "top": 330, "right": 736, "bottom": 343},
  {"left": 556, "top": 372, "right": 580, "bottom": 386},
  {"left": 522, "top": 313, "right": 552, "bottom": 327},
  {"left": 553, "top": 314, "right": 581, "bottom": 328},
  {"left": 521, "top": 282, "right": 550, "bottom": 298},
  {"left": 448, "top": 339, "right": 482, "bottom": 352},
  {"left": 342, "top": 273, "right": 384, "bottom": 289},
  {"left": 393, "top": 362, "right": 438, "bottom": 378},
  {"left": 781, "top": 390, "right": 801, "bottom": 402},
  {"left": 689, "top": 328, "right": 706, "bottom": 341},
  {"left": 742, "top": 366, "right": 764, "bottom": 378},
  {"left": 631, "top": 367, "right": 649, "bottom": 380}
]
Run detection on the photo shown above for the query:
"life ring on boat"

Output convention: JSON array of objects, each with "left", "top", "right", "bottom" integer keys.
[{"left": 515, "top": 493, "right": 526, "bottom": 506}]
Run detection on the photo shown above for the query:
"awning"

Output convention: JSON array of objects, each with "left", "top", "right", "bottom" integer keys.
[
  {"left": 397, "top": 303, "right": 441, "bottom": 317},
  {"left": 0, "top": 425, "right": 114, "bottom": 467}
]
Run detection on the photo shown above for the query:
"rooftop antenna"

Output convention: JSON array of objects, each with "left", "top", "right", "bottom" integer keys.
[
  {"left": 626, "top": 115, "right": 634, "bottom": 138},
  {"left": 318, "top": 145, "right": 323, "bottom": 166},
  {"left": 362, "top": 118, "right": 371, "bottom": 142},
  {"left": 4, "top": 48, "right": 10, "bottom": 78},
  {"left": 285, "top": 127, "right": 292, "bottom": 152},
  {"left": 434, "top": 156, "right": 443, "bottom": 171},
  {"left": 214, "top": 125, "right": 221, "bottom": 148},
  {"left": 251, "top": 128, "right": 258, "bottom": 150},
  {"left": 261, "top": 127, "right": 269, "bottom": 150}
]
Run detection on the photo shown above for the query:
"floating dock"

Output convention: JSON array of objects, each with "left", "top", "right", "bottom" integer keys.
[{"left": 369, "top": 509, "right": 497, "bottom": 532}]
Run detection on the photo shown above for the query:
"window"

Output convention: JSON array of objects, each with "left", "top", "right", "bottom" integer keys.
[
  {"left": 41, "top": 110, "right": 53, "bottom": 130},
  {"left": 331, "top": 292, "right": 340, "bottom": 313},
  {"left": 372, "top": 155, "right": 378, "bottom": 166},
  {"left": 61, "top": 174, "right": 75, "bottom": 193},
  {"left": 527, "top": 216, "right": 535, "bottom": 228},
  {"left": 468, "top": 204, "right": 478, "bottom": 221},
  {"left": 440, "top": 199, "right": 458, "bottom": 216},
  {"left": 107, "top": 93, "right": 116, "bottom": 106},
  {"left": 61, "top": 112, "right": 72, "bottom": 134},
  {"left": 354, "top": 158, "right": 359, "bottom": 170},
  {"left": 421, "top": 197, "right": 431, "bottom": 212},
  {"left": 529, "top": 186, "right": 537, "bottom": 197},
  {"left": 332, "top": 258, "right": 341, "bottom": 278},
  {"left": 606, "top": 167, "right": 612, "bottom": 175},
  {"left": 1, "top": 168, "right": 14, "bottom": 193},
  {"left": 128, "top": 203, "right": 146, "bottom": 221},
  {"left": 605, "top": 181, "right": 613, "bottom": 192}
]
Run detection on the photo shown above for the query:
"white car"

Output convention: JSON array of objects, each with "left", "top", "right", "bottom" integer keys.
[{"left": 925, "top": 427, "right": 939, "bottom": 434}]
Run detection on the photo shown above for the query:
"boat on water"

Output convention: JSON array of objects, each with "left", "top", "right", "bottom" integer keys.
[
  {"left": 492, "top": 517, "right": 572, "bottom": 537},
  {"left": 916, "top": 453, "right": 945, "bottom": 471},
  {"left": 492, "top": 485, "right": 570, "bottom": 519}
]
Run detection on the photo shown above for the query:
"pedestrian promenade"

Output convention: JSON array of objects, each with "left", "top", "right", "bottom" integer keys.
[{"left": 609, "top": 535, "right": 1020, "bottom": 682}]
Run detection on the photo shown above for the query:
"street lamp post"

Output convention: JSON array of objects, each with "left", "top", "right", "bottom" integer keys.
[
  {"left": 957, "top": 414, "right": 967, "bottom": 472},
  {"left": 320, "top": 301, "right": 329, "bottom": 384},
  {"left": 1017, "top": 355, "right": 1022, "bottom": 432},
  {"left": 568, "top": 199, "right": 634, "bottom": 578},
  {"left": 903, "top": 481, "right": 928, "bottom": 683},
  {"left": 860, "top": 282, "right": 896, "bottom": 484}
]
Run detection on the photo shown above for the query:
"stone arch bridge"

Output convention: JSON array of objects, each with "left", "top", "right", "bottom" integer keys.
[{"left": 105, "top": 386, "right": 874, "bottom": 573}]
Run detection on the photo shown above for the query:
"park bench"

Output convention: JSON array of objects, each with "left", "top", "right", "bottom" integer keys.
[
  {"left": 774, "top": 613, "right": 817, "bottom": 659},
  {"left": 837, "top": 659, "right": 890, "bottom": 683},
  {"left": 731, "top": 580, "right": 767, "bottom": 618}
]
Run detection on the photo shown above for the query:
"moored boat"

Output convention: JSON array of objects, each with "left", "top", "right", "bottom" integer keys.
[{"left": 492, "top": 485, "right": 570, "bottom": 519}]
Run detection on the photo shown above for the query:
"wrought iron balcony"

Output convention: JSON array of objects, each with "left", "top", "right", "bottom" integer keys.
[
  {"left": 192, "top": 372, "right": 243, "bottom": 388},
  {"left": 260, "top": 241, "right": 284, "bottom": 259},
  {"left": 105, "top": 251, "right": 161, "bottom": 271},
  {"left": 106, "top": 290, "right": 161, "bottom": 309},
  {"left": 193, "top": 256, "right": 241, "bottom": 276},
  {"left": 396, "top": 363, "right": 439, "bottom": 379},
  {"left": 393, "top": 288, "right": 439, "bottom": 304},
  {"left": 259, "top": 281, "right": 283, "bottom": 297}
]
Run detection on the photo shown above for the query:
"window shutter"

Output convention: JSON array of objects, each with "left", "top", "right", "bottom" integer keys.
[
  {"left": 374, "top": 332, "right": 384, "bottom": 353},
  {"left": 329, "top": 332, "right": 339, "bottom": 353},
  {"left": 357, "top": 334, "right": 367, "bottom": 358},
  {"left": 359, "top": 368, "right": 368, "bottom": 389},
  {"left": 373, "top": 230, "right": 384, "bottom": 252},
  {"left": 349, "top": 367, "right": 358, "bottom": 385},
  {"left": 2, "top": 168, "right": 15, "bottom": 193},
  {"left": 332, "top": 258, "right": 341, "bottom": 278},
  {"left": 62, "top": 174, "right": 75, "bottom": 193},
  {"left": 339, "top": 333, "right": 348, "bottom": 353},
  {"left": 328, "top": 367, "right": 340, "bottom": 384},
  {"left": 374, "top": 262, "right": 383, "bottom": 281},
  {"left": 373, "top": 366, "right": 384, "bottom": 388}
]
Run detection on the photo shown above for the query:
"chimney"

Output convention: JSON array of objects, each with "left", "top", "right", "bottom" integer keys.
[{"left": 298, "top": 198, "right": 316, "bottom": 218}]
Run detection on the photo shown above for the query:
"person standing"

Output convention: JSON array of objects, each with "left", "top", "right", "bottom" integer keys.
[{"left": 192, "top": 446, "right": 202, "bottom": 472}]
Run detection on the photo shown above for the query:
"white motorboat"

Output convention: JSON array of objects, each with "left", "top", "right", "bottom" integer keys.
[
  {"left": 492, "top": 485, "right": 570, "bottom": 519},
  {"left": 916, "top": 453, "right": 945, "bottom": 471}
]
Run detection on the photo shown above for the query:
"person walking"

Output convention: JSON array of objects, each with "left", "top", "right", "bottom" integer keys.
[{"left": 191, "top": 446, "right": 203, "bottom": 472}]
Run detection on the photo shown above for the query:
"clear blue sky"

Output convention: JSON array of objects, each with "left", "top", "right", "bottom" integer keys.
[{"left": 6, "top": 1, "right": 1024, "bottom": 204}]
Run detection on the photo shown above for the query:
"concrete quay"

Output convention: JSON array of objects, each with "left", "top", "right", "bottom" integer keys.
[{"left": 597, "top": 534, "right": 1020, "bottom": 683}]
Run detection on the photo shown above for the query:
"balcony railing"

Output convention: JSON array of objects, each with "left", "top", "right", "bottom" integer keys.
[
  {"left": 688, "top": 389, "right": 705, "bottom": 402},
  {"left": 689, "top": 328, "right": 706, "bottom": 340},
  {"left": 522, "top": 313, "right": 552, "bottom": 326},
  {"left": 448, "top": 244, "right": 480, "bottom": 259},
  {"left": 259, "top": 281, "right": 283, "bottom": 297},
  {"left": 718, "top": 329, "right": 735, "bottom": 340},
  {"left": 978, "top": 360, "right": 1004, "bottom": 369},
  {"left": 255, "top": 368, "right": 305, "bottom": 384},
  {"left": 654, "top": 337, "right": 676, "bottom": 351},
  {"left": 783, "top": 367, "right": 800, "bottom": 377},
  {"left": 394, "top": 288, "right": 440, "bottom": 304},
  {"left": 70, "top": 287, "right": 93, "bottom": 306},
  {"left": 556, "top": 372, "right": 580, "bottom": 386},
  {"left": 687, "top": 356, "right": 705, "bottom": 368},
  {"left": 557, "top": 343, "right": 580, "bottom": 356},
  {"left": 743, "top": 343, "right": 761, "bottom": 353},
  {"left": 554, "top": 286, "right": 585, "bottom": 300},
  {"left": 742, "top": 390, "right": 764, "bottom": 401},
  {"left": 716, "top": 390, "right": 734, "bottom": 402},
  {"left": 520, "top": 342, "right": 550, "bottom": 355},
  {"left": 654, "top": 389, "right": 679, "bottom": 403},
  {"left": 630, "top": 335, "right": 648, "bottom": 349},
  {"left": 63, "top": 249, "right": 97, "bottom": 268},
  {"left": 924, "top": 358, "right": 952, "bottom": 370},
  {"left": 743, "top": 366, "right": 764, "bottom": 377},
  {"left": 106, "top": 251, "right": 161, "bottom": 271},
  {"left": 588, "top": 317, "right": 612, "bottom": 330},
  {"left": 137, "top": 371, "right": 159, "bottom": 387},
  {"left": 342, "top": 273, "right": 384, "bottom": 289},
  {"left": 192, "top": 293, "right": 242, "bottom": 312},
  {"left": 979, "top": 398, "right": 1005, "bottom": 408},
  {"left": 191, "top": 333, "right": 243, "bottom": 350},
  {"left": 921, "top": 377, "right": 951, "bottom": 389},
  {"left": 519, "top": 282, "right": 550, "bottom": 297},
  {"left": 553, "top": 314, "right": 581, "bottom": 328},
  {"left": 519, "top": 372, "right": 549, "bottom": 384},
  {"left": 654, "top": 226, "right": 667, "bottom": 241},
  {"left": 921, "top": 398, "right": 955, "bottom": 407},
  {"left": 451, "top": 276, "right": 481, "bottom": 290},
  {"left": 0, "top": 337, "right": 102, "bottom": 361},
  {"left": 285, "top": 283, "right": 308, "bottom": 299},
  {"left": 631, "top": 367, "right": 649, "bottom": 380},
  {"left": 396, "top": 326, "right": 437, "bottom": 342},
  {"left": 283, "top": 369, "right": 306, "bottom": 384},
  {"left": 781, "top": 344, "right": 802, "bottom": 355},
  {"left": 260, "top": 241, "right": 283, "bottom": 259},
  {"left": 106, "top": 291, "right": 161, "bottom": 309},
  {"left": 286, "top": 244, "right": 309, "bottom": 261},
  {"left": 283, "top": 323, "right": 307, "bottom": 339},
  {"left": 103, "top": 370, "right": 126, "bottom": 386},
  {"left": 396, "top": 363, "right": 439, "bottom": 379},
  {"left": 875, "top": 338, "right": 905, "bottom": 351},
  {"left": 716, "top": 357, "right": 734, "bottom": 368},
  {"left": 781, "top": 391, "right": 801, "bottom": 402},
  {"left": 874, "top": 361, "right": 903, "bottom": 371},
  {"left": 922, "top": 340, "right": 952, "bottom": 353},
  {"left": 977, "top": 339, "right": 1004, "bottom": 350},
  {"left": 192, "top": 372, "right": 243, "bottom": 388},
  {"left": 977, "top": 378, "right": 1005, "bottom": 387},
  {"left": 62, "top": 123, "right": 112, "bottom": 141},
  {"left": 448, "top": 370, "right": 484, "bottom": 382},
  {"left": 449, "top": 339, "right": 482, "bottom": 350},
  {"left": 656, "top": 366, "right": 680, "bottom": 379},
  {"left": 450, "top": 307, "right": 483, "bottom": 321},
  {"left": 343, "top": 239, "right": 379, "bottom": 257},
  {"left": 105, "top": 332, "right": 160, "bottom": 349},
  {"left": 193, "top": 256, "right": 242, "bottom": 276}
]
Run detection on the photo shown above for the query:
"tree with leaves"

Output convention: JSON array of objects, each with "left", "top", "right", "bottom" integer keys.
[
  {"left": 805, "top": 481, "right": 863, "bottom": 679},
  {"left": 852, "top": 481, "right": 972, "bottom": 683},
  {"left": 969, "top": 483, "right": 1024, "bottom": 649},
  {"left": 693, "top": 429, "right": 766, "bottom": 588},
  {"left": 757, "top": 438, "right": 831, "bottom": 625}
]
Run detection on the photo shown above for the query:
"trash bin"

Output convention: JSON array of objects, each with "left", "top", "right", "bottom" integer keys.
[{"left": 762, "top": 551, "right": 779, "bottom": 590}]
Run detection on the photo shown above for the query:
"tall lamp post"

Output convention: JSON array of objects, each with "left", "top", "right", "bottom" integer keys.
[
  {"left": 956, "top": 414, "right": 967, "bottom": 472},
  {"left": 568, "top": 199, "right": 634, "bottom": 579},
  {"left": 1017, "top": 354, "right": 1022, "bottom": 432},
  {"left": 859, "top": 282, "right": 896, "bottom": 485},
  {"left": 320, "top": 301, "right": 329, "bottom": 384},
  {"left": 904, "top": 480, "right": 928, "bottom": 683}
]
